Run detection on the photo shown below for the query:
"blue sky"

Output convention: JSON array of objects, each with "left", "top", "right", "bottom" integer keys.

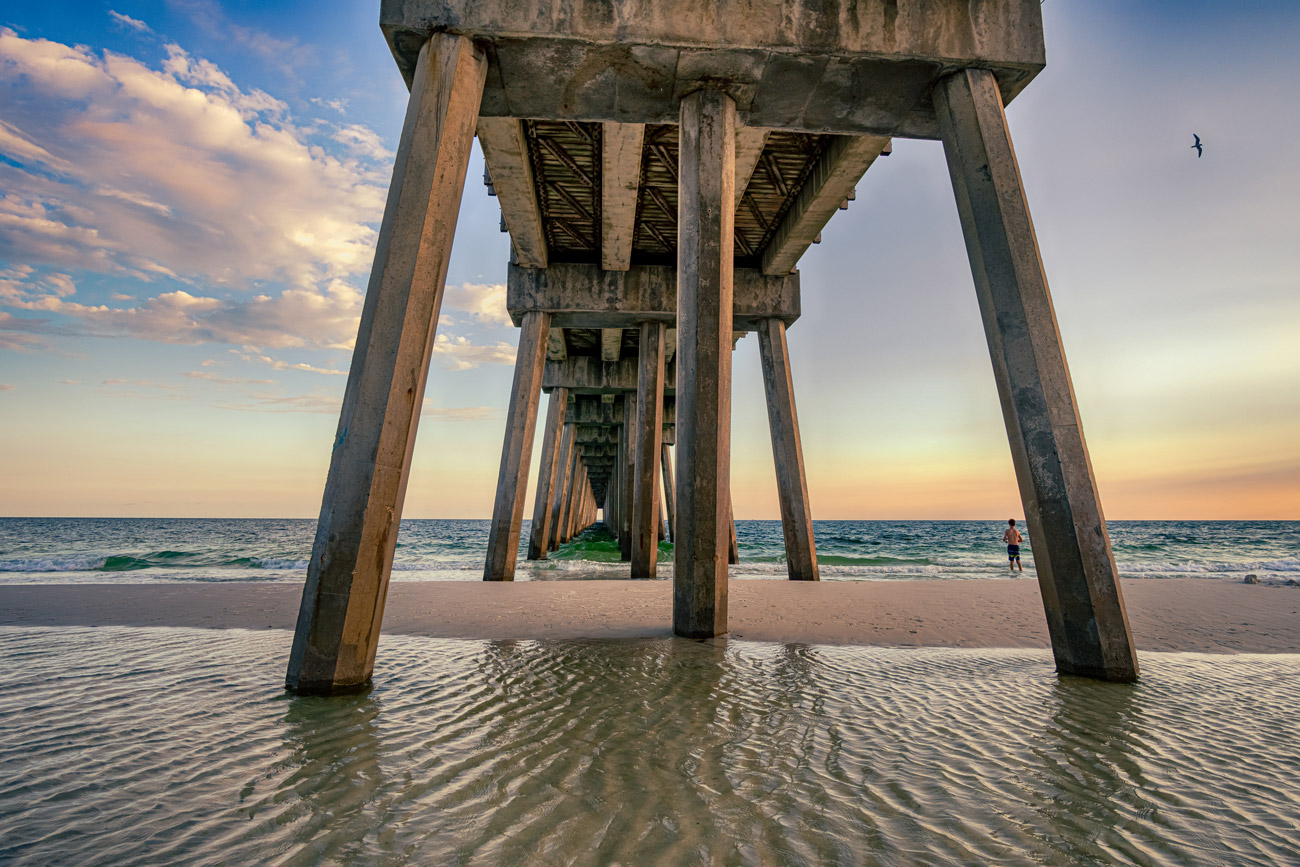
[{"left": 1, "top": 1, "right": 1298, "bottom": 518}]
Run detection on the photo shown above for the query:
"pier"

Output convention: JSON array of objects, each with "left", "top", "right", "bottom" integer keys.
[{"left": 287, "top": 0, "right": 1139, "bottom": 693}]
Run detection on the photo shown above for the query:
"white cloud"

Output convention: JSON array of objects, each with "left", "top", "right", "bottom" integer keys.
[
  {"left": 0, "top": 28, "right": 385, "bottom": 289},
  {"left": 0, "top": 269, "right": 363, "bottom": 352},
  {"left": 184, "top": 371, "right": 275, "bottom": 385},
  {"left": 430, "top": 333, "right": 516, "bottom": 370},
  {"left": 108, "top": 11, "right": 153, "bottom": 34},
  {"left": 333, "top": 124, "right": 393, "bottom": 161},
  {"left": 421, "top": 398, "right": 495, "bottom": 421},
  {"left": 0, "top": 383, "right": 14, "bottom": 391},
  {"left": 442, "top": 282, "right": 511, "bottom": 326},
  {"left": 311, "top": 97, "right": 349, "bottom": 114}
]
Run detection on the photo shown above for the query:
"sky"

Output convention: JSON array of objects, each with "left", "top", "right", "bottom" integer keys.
[{"left": 1, "top": 1, "right": 1297, "bottom": 520}]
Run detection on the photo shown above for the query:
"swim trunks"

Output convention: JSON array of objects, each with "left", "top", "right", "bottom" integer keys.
[{"left": 1007, "top": 544, "right": 1020, "bottom": 559}]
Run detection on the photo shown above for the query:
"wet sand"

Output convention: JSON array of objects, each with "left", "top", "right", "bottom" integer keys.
[{"left": 1, "top": 578, "right": 1297, "bottom": 653}]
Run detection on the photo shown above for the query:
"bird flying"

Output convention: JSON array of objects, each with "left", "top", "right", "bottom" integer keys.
[{"left": 1191, "top": 134, "right": 1203, "bottom": 158}]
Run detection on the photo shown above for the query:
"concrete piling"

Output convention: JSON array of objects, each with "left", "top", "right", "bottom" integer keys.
[
  {"left": 632, "top": 322, "right": 666, "bottom": 578},
  {"left": 293, "top": 0, "right": 1136, "bottom": 689},
  {"left": 286, "top": 34, "right": 486, "bottom": 695},
  {"left": 934, "top": 68, "right": 1138, "bottom": 682},
  {"left": 484, "top": 311, "right": 551, "bottom": 581},
  {"left": 527, "top": 387, "right": 568, "bottom": 560},
  {"left": 673, "top": 88, "right": 735, "bottom": 639},
  {"left": 757, "top": 318, "right": 819, "bottom": 581}
]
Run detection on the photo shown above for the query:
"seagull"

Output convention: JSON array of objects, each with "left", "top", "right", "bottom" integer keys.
[{"left": 1191, "top": 134, "right": 1203, "bottom": 158}]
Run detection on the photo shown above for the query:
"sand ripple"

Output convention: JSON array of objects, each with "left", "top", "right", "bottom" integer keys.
[{"left": 0, "top": 628, "right": 1297, "bottom": 865}]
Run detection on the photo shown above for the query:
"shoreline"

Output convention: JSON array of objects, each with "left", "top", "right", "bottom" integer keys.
[{"left": 2, "top": 578, "right": 1297, "bottom": 654}]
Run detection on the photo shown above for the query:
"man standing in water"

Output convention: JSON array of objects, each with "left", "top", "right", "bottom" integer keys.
[{"left": 1002, "top": 519, "right": 1023, "bottom": 572}]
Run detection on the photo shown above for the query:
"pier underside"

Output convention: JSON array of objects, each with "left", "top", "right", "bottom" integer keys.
[{"left": 288, "top": 0, "right": 1138, "bottom": 694}]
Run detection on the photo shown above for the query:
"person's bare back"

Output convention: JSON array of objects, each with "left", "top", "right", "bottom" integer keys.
[{"left": 1003, "top": 519, "right": 1023, "bottom": 571}]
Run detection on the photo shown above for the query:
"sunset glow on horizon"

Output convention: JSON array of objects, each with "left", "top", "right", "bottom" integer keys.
[{"left": 1, "top": 1, "right": 1297, "bottom": 520}]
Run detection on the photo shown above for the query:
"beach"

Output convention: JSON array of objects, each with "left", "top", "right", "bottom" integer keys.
[{"left": 3, "top": 577, "right": 1297, "bottom": 654}]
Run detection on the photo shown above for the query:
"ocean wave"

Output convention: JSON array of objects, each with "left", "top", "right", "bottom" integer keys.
[
  {"left": 0, "top": 554, "right": 111, "bottom": 573},
  {"left": 1118, "top": 558, "right": 1300, "bottom": 575}
]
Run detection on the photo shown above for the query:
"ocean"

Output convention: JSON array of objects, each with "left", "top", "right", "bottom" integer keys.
[{"left": 1, "top": 517, "right": 1296, "bottom": 584}]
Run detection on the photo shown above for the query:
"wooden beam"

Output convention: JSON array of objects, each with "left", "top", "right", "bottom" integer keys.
[
  {"left": 476, "top": 117, "right": 548, "bottom": 268},
  {"left": 601, "top": 122, "right": 644, "bottom": 271},
  {"left": 600, "top": 327, "right": 622, "bottom": 362},
  {"left": 760, "top": 134, "right": 891, "bottom": 275}
]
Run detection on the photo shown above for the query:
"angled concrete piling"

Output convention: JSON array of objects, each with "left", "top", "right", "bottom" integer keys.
[
  {"left": 934, "top": 68, "right": 1138, "bottom": 682},
  {"left": 287, "top": 34, "right": 486, "bottom": 694}
]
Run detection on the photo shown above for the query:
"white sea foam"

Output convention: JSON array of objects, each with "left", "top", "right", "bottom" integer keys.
[{"left": 0, "top": 555, "right": 108, "bottom": 572}]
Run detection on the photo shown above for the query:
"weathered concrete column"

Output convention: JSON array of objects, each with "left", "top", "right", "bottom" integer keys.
[
  {"left": 569, "top": 463, "right": 585, "bottom": 538},
  {"left": 548, "top": 424, "right": 573, "bottom": 552},
  {"left": 935, "top": 68, "right": 1138, "bottom": 682},
  {"left": 660, "top": 443, "right": 675, "bottom": 542},
  {"left": 632, "top": 322, "right": 666, "bottom": 577},
  {"left": 757, "top": 318, "right": 819, "bottom": 580},
  {"left": 728, "top": 502, "right": 739, "bottom": 565},
  {"left": 607, "top": 442, "right": 620, "bottom": 542},
  {"left": 527, "top": 387, "right": 568, "bottom": 560},
  {"left": 619, "top": 414, "right": 633, "bottom": 561},
  {"left": 561, "top": 443, "right": 582, "bottom": 543},
  {"left": 485, "top": 312, "right": 551, "bottom": 580},
  {"left": 287, "top": 35, "right": 486, "bottom": 695},
  {"left": 674, "top": 88, "right": 735, "bottom": 638}
]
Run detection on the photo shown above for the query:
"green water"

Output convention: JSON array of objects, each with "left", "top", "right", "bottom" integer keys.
[{"left": 1, "top": 627, "right": 1297, "bottom": 865}]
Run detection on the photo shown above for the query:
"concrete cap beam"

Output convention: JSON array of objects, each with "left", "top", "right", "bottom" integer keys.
[
  {"left": 508, "top": 262, "right": 799, "bottom": 330},
  {"left": 381, "top": 0, "right": 1044, "bottom": 138}
]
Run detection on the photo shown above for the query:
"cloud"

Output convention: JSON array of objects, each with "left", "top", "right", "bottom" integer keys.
[
  {"left": 442, "top": 282, "right": 511, "bottom": 326},
  {"left": 333, "top": 124, "right": 393, "bottom": 161},
  {"left": 184, "top": 371, "right": 275, "bottom": 385},
  {"left": 421, "top": 399, "right": 495, "bottom": 421},
  {"left": 311, "top": 97, "right": 348, "bottom": 114},
  {"left": 0, "top": 384, "right": 14, "bottom": 391},
  {"left": 430, "top": 333, "right": 516, "bottom": 370},
  {"left": 236, "top": 351, "right": 347, "bottom": 376},
  {"left": 108, "top": 11, "right": 152, "bottom": 34},
  {"left": 0, "top": 269, "right": 363, "bottom": 352},
  {"left": 0, "top": 28, "right": 386, "bottom": 289},
  {"left": 165, "top": 0, "right": 314, "bottom": 79}
]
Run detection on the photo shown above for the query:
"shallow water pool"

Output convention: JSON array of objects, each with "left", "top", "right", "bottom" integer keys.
[{"left": 1, "top": 627, "right": 1296, "bottom": 865}]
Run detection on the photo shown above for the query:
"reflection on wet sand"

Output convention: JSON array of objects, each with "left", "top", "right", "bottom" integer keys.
[{"left": 1, "top": 628, "right": 1297, "bottom": 866}]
